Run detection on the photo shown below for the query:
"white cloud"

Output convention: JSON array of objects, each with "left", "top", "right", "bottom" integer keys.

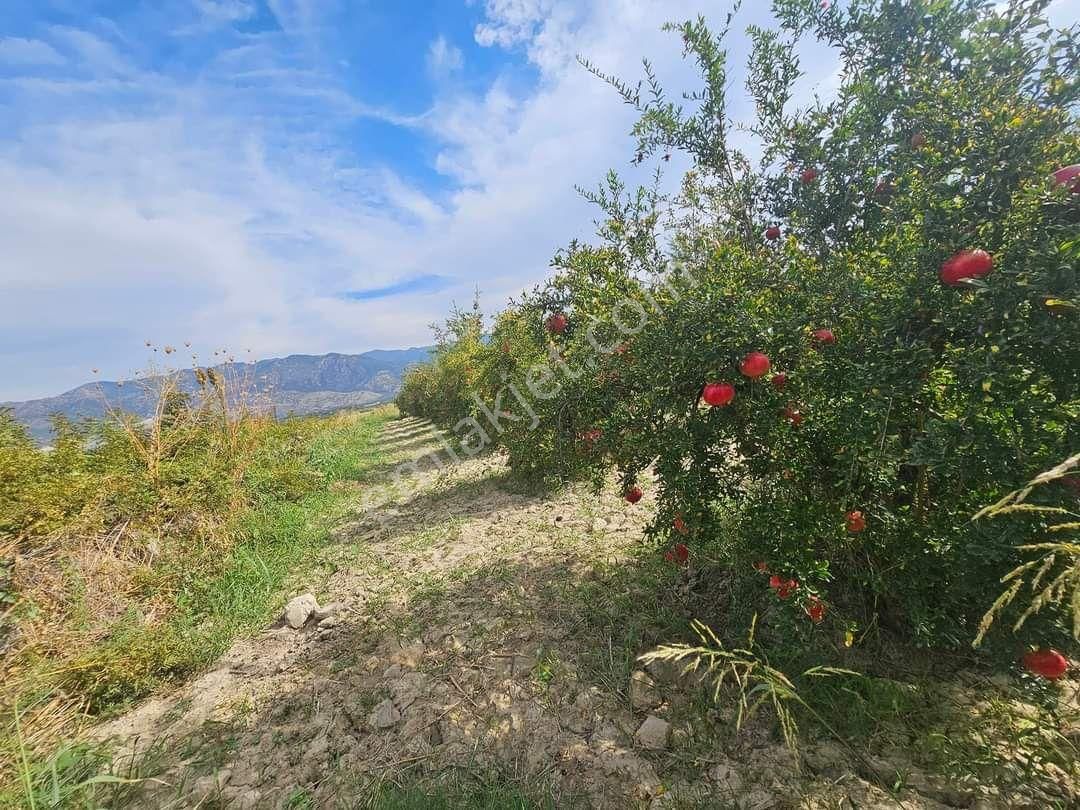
[
  {"left": 0, "top": 36, "right": 65, "bottom": 66},
  {"left": 474, "top": 0, "right": 554, "bottom": 48},
  {"left": 49, "top": 27, "right": 132, "bottom": 76},
  {"left": 194, "top": 0, "right": 257, "bottom": 24},
  {"left": 0, "top": 2, "right": 845, "bottom": 400},
  {"left": 427, "top": 35, "right": 464, "bottom": 78}
]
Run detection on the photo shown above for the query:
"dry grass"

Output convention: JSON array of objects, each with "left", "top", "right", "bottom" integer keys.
[{"left": 0, "top": 363, "right": 370, "bottom": 798}]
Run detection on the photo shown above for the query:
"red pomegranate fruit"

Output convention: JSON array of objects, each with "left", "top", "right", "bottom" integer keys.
[
  {"left": 1052, "top": 164, "right": 1080, "bottom": 193},
  {"left": 740, "top": 351, "right": 771, "bottom": 379},
  {"left": 771, "top": 372, "right": 787, "bottom": 390},
  {"left": 673, "top": 514, "right": 689, "bottom": 535},
  {"left": 765, "top": 225, "right": 781, "bottom": 241},
  {"left": 624, "top": 486, "right": 643, "bottom": 504},
  {"left": 940, "top": 249, "right": 993, "bottom": 287},
  {"left": 1023, "top": 648, "right": 1068, "bottom": 680},
  {"left": 664, "top": 543, "right": 690, "bottom": 566},
  {"left": 702, "top": 382, "right": 736, "bottom": 407},
  {"left": 769, "top": 575, "right": 799, "bottom": 599},
  {"left": 800, "top": 167, "right": 819, "bottom": 184},
  {"left": 546, "top": 313, "right": 568, "bottom": 334},
  {"left": 782, "top": 405, "right": 803, "bottom": 426},
  {"left": 805, "top": 595, "right": 826, "bottom": 624},
  {"left": 845, "top": 510, "right": 866, "bottom": 533},
  {"left": 811, "top": 328, "right": 836, "bottom": 345}
]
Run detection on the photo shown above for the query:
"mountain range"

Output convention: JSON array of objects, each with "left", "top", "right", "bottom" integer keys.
[{"left": 3, "top": 348, "right": 433, "bottom": 445}]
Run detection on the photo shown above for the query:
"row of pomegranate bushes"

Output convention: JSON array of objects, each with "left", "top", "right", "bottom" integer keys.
[{"left": 399, "top": 1, "right": 1079, "bottom": 665}]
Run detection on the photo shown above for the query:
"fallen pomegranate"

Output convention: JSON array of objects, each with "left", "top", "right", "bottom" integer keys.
[
  {"left": 800, "top": 167, "right": 819, "bottom": 184},
  {"left": 702, "top": 382, "right": 736, "bottom": 407},
  {"left": 740, "top": 351, "right": 771, "bottom": 379},
  {"left": 940, "top": 249, "right": 993, "bottom": 286},
  {"left": 1023, "top": 648, "right": 1068, "bottom": 680},
  {"left": 546, "top": 313, "right": 568, "bottom": 334},
  {"left": 1052, "top": 164, "right": 1080, "bottom": 193},
  {"left": 845, "top": 510, "right": 866, "bottom": 533},
  {"left": 771, "top": 372, "right": 788, "bottom": 390},
  {"left": 624, "top": 486, "right": 643, "bottom": 504},
  {"left": 765, "top": 225, "right": 781, "bottom": 240}
]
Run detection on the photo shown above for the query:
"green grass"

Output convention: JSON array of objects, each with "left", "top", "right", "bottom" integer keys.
[
  {"left": 2, "top": 406, "right": 396, "bottom": 809},
  {"left": 66, "top": 407, "right": 395, "bottom": 713},
  {"left": 367, "top": 774, "right": 561, "bottom": 810}
]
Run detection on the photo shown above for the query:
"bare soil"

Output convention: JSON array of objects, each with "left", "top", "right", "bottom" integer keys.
[{"left": 95, "top": 417, "right": 1080, "bottom": 810}]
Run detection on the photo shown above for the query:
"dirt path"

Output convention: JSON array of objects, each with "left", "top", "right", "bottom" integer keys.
[{"left": 94, "top": 417, "right": 1046, "bottom": 809}]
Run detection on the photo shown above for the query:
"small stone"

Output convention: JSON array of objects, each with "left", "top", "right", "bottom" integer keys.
[
  {"left": 629, "top": 670, "right": 662, "bottom": 712},
  {"left": 710, "top": 762, "right": 744, "bottom": 794},
  {"left": 284, "top": 593, "right": 319, "bottom": 629},
  {"left": 644, "top": 657, "right": 682, "bottom": 684},
  {"left": 312, "top": 602, "right": 342, "bottom": 621},
  {"left": 369, "top": 698, "right": 401, "bottom": 730},
  {"left": 634, "top": 715, "right": 671, "bottom": 750},
  {"left": 317, "top": 615, "right": 340, "bottom": 629},
  {"left": 390, "top": 672, "right": 427, "bottom": 710},
  {"left": 802, "top": 739, "right": 847, "bottom": 773}
]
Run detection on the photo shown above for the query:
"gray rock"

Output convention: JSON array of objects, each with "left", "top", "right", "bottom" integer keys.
[
  {"left": 312, "top": 602, "right": 342, "bottom": 621},
  {"left": 317, "top": 615, "right": 340, "bottom": 629},
  {"left": 802, "top": 739, "right": 847, "bottom": 773},
  {"left": 634, "top": 715, "right": 671, "bottom": 750},
  {"left": 284, "top": 593, "right": 319, "bottom": 629},
  {"left": 390, "top": 672, "right": 427, "bottom": 711},
  {"left": 369, "top": 698, "right": 401, "bottom": 730},
  {"left": 710, "top": 762, "right": 744, "bottom": 794},
  {"left": 629, "top": 670, "right": 661, "bottom": 712}
]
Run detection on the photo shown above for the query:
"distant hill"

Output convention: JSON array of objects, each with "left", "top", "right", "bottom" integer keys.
[{"left": 3, "top": 348, "right": 433, "bottom": 445}]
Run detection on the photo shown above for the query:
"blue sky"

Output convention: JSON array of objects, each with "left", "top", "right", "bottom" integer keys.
[{"left": 1, "top": 0, "right": 1077, "bottom": 400}]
